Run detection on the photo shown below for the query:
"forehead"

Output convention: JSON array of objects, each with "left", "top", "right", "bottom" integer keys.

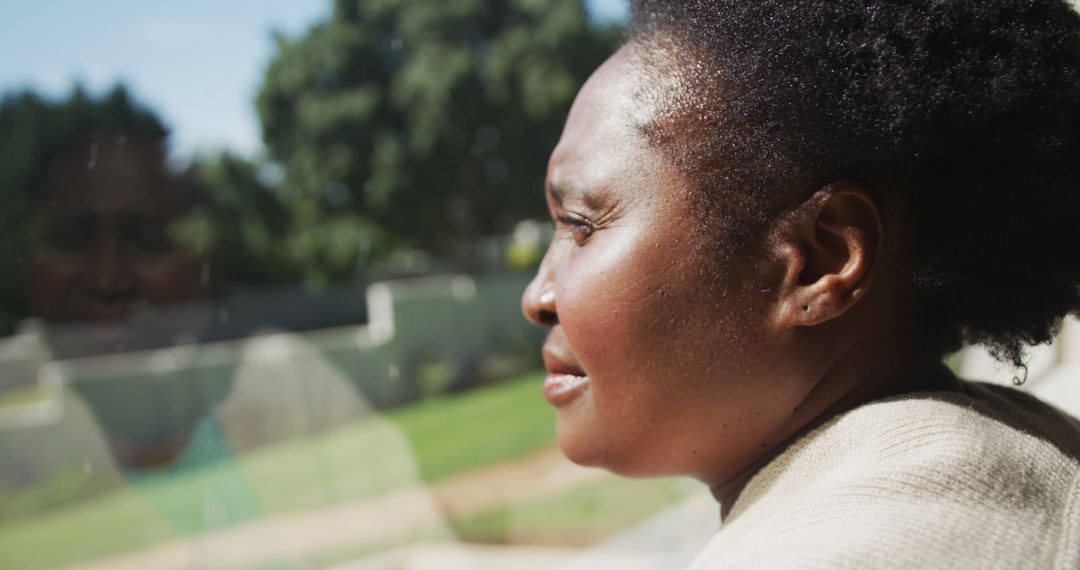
[
  {"left": 547, "top": 45, "right": 674, "bottom": 196},
  {"left": 42, "top": 138, "right": 190, "bottom": 218}
]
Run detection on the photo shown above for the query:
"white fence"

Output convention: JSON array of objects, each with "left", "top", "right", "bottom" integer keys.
[{"left": 0, "top": 272, "right": 541, "bottom": 498}]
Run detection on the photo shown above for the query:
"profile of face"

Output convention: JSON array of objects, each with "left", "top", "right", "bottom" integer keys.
[
  {"left": 25, "top": 135, "right": 208, "bottom": 356},
  {"left": 521, "top": 46, "right": 828, "bottom": 485}
]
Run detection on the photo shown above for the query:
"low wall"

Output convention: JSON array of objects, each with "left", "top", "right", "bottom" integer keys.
[{"left": 0, "top": 272, "right": 543, "bottom": 501}]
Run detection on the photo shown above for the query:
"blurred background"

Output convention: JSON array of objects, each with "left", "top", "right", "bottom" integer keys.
[
  {"left": 1, "top": 1, "right": 1078, "bottom": 569},
  {"left": 0, "top": 1, "right": 716, "bottom": 569}
]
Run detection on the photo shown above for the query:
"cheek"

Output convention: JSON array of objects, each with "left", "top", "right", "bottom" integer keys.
[
  {"left": 26, "top": 255, "right": 82, "bottom": 317},
  {"left": 558, "top": 243, "right": 664, "bottom": 362},
  {"left": 133, "top": 254, "right": 206, "bottom": 302},
  {"left": 556, "top": 237, "right": 716, "bottom": 419},
  {"left": 553, "top": 237, "right": 791, "bottom": 476}
]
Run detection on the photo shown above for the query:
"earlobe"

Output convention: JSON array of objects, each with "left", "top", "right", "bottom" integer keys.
[{"left": 768, "top": 182, "right": 883, "bottom": 329}]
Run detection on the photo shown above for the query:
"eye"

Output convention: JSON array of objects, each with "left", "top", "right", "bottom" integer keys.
[
  {"left": 40, "top": 218, "right": 93, "bottom": 252},
  {"left": 555, "top": 213, "right": 595, "bottom": 245}
]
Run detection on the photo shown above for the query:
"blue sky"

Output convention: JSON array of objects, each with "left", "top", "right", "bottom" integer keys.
[{"left": 0, "top": 0, "right": 628, "bottom": 158}]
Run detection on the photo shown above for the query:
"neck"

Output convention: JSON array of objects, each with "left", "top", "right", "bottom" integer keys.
[{"left": 709, "top": 345, "right": 959, "bottom": 517}]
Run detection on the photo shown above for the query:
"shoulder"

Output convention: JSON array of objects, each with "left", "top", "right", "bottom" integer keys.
[{"left": 691, "top": 387, "right": 1080, "bottom": 569}]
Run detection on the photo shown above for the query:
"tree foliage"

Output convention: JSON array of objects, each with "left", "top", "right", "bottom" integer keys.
[
  {"left": 0, "top": 1, "right": 620, "bottom": 331},
  {"left": 258, "top": 0, "right": 619, "bottom": 281},
  {"left": 177, "top": 153, "right": 294, "bottom": 285}
]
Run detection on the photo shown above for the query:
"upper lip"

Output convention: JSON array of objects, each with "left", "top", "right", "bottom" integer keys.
[{"left": 542, "top": 341, "right": 586, "bottom": 377}]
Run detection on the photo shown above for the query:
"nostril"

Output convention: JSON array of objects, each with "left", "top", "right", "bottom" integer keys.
[{"left": 538, "top": 309, "right": 558, "bottom": 326}]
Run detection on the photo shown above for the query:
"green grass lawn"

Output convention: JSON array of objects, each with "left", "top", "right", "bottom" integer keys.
[
  {"left": 0, "top": 370, "right": 556, "bottom": 570},
  {"left": 305, "top": 476, "right": 701, "bottom": 570},
  {"left": 0, "top": 384, "right": 46, "bottom": 409},
  {"left": 392, "top": 372, "right": 556, "bottom": 482}
]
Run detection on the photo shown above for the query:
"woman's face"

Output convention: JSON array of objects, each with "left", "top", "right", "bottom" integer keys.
[{"left": 523, "top": 47, "right": 811, "bottom": 483}]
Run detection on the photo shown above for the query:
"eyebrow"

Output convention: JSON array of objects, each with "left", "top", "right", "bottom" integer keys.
[
  {"left": 546, "top": 181, "right": 568, "bottom": 205},
  {"left": 546, "top": 181, "right": 611, "bottom": 211}
]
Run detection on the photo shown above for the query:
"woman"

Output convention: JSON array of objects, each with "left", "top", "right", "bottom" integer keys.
[{"left": 522, "top": 1, "right": 1080, "bottom": 567}]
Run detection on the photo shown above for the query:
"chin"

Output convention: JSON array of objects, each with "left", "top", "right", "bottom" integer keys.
[
  {"left": 556, "top": 424, "right": 665, "bottom": 478},
  {"left": 556, "top": 421, "right": 595, "bottom": 464}
]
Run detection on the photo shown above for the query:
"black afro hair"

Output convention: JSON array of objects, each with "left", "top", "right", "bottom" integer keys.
[{"left": 629, "top": 0, "right": 1080, "bottom": 368}]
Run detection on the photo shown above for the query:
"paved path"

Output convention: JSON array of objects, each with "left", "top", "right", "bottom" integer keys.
[
  {"left": 66, "top": 448, "right": 608, "bottom": 570},
  {"left": 338, "top": 492, "right": 718, "bottom": 570}
]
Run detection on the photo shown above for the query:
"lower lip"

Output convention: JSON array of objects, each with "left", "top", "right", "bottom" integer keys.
[{"left": 543, "top": 373, "right": 589, "bottom": 406}]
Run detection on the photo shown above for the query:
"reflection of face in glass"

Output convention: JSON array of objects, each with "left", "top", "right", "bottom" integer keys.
[
  {"left": 21, "top": 134, "right": 224, "bottom": 468},
  {"left": 25, "top": 135, "right": 208, "bottom": 357}
]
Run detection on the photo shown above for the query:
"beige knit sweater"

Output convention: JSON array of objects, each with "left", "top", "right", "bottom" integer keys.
[{"left": 689, "top": 383, "right": 1080, "bottom": 569}]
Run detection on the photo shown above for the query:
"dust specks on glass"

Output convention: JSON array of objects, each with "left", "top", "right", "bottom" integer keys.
[{"left": 0, "top": 2, "right": 709, "bottom": 569}]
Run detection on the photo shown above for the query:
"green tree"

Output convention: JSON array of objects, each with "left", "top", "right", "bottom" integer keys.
[
  {"left": 176, "top": 153, "right": 295, "bottom": 286},
  {"left": 258, "top": 0, "right": 619, "bottom": 282}
]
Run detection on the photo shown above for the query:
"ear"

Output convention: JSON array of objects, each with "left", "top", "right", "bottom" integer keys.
[{"left": 767, "top": 182, "right": 884, "bottom": 329}]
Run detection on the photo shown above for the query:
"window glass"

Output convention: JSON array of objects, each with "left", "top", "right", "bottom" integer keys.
[{"left": 0, "top": 2, "right": 711, "bottom": 568}]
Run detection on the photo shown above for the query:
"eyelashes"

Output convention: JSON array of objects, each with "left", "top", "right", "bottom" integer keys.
[{"left": 555, "top": 213, "right": 596, "bottom": 245}]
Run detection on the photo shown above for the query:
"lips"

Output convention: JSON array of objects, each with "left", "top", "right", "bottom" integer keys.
[
  {"left": 543, "top": 373, "right": 589, "bottom": 405},
  {"left": 542, "top": 343, "right": 589, "bottom": 406}
]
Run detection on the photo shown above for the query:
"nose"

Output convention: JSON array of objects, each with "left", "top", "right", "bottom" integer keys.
[{"left": 522, "top": 257, "right": 558, "bottom": 327}]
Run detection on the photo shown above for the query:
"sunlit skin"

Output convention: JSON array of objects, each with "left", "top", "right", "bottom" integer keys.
[{"left": 522, "top": 44, "right": 957, "bottom": 512}]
